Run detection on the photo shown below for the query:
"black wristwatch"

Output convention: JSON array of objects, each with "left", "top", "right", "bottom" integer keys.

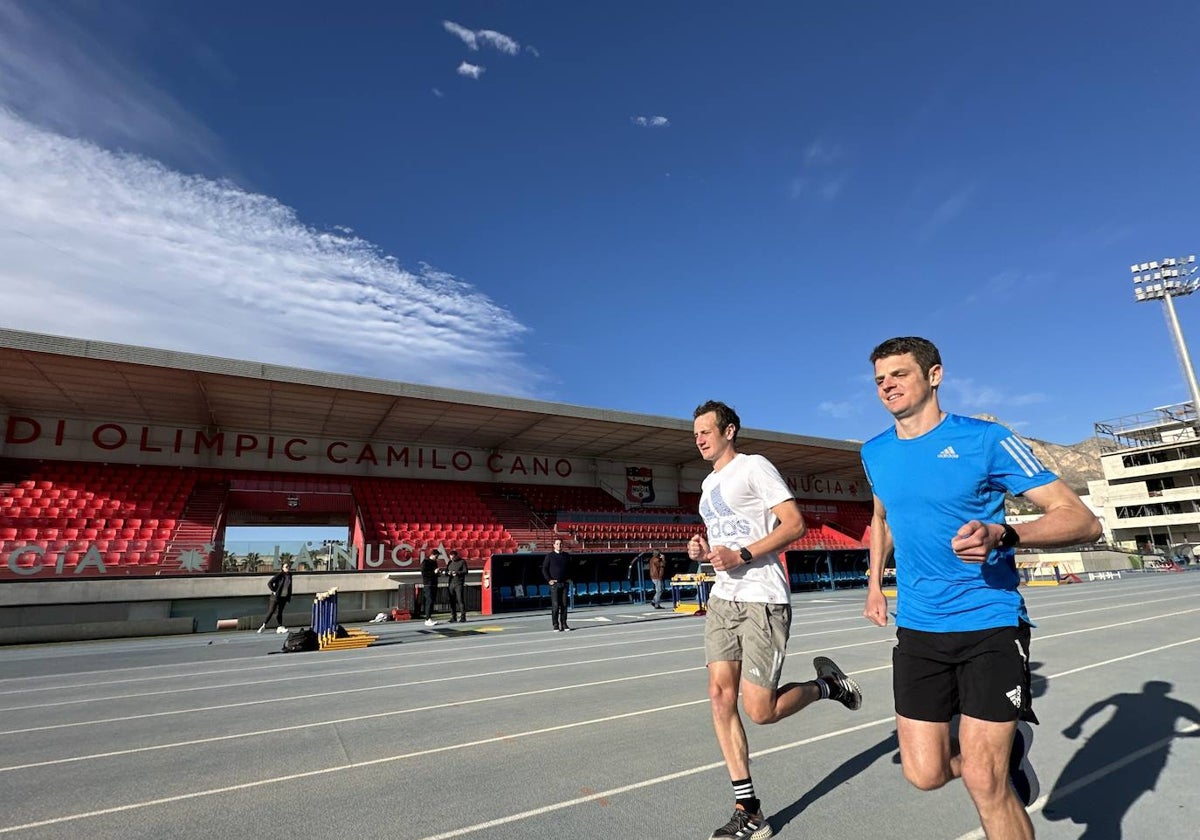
[
  {"left": 997, "top": 524, "right": 1021, "bottom": 550},
  {"left": 739, "top": 547, "right": 753, "bottom": 564}
]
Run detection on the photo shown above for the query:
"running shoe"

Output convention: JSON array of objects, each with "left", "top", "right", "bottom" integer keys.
[
  {"left": 1009, "top": 720, "right": 1040, "bottom": 806},
  {"left": 708, "top": 805, "right": 772, "bottom": 840},
  {"left": 813, "top": 656, "right": 862, "bottom": 711}
]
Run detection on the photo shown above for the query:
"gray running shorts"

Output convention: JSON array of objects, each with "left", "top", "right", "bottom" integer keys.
[{"left": 704, "top": 595, "right": 792, "bottom": 690}]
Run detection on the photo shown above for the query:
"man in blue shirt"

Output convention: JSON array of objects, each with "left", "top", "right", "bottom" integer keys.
[{"left": 862, "top": 337, "right": 1100, "bottom": 840}]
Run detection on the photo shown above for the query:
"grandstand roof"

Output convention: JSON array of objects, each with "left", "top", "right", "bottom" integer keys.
[{"left": 0, "top": 329, "right": 864, "bottom": 475}]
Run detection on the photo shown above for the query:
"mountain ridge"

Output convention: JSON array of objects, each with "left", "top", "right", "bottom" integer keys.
[{"left": 972, "top": 413, "right": 1104, "bottom": 501}]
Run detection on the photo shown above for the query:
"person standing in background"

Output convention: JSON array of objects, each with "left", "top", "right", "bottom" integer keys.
[
  {"left": 444, "top": 549, "right": 469, "bottom": 623},
  {"left": 258, "top": 560, "right": 294, "bottom": 634},
  {"left": 420, "top": 551, "right": 441, "bottom": 627},
  {"left": 649, "top": 551, "right": 667, "bottom": 609},
  {"left": 542, "top": 538, "right": 573, "bottom": 632}
]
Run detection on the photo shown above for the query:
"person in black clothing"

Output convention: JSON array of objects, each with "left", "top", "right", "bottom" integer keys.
[
  {"left": 420, "top": 552, "right": 441, "bottom": 626},
  {"left": 444, "top": 549, "right": 469, "bottom": 623},
  {"left": 542, "top": 538, "right": 573, "bottom": 632},
  {"left": 258, "top": 561, "right": 294, "bottom": 634}
]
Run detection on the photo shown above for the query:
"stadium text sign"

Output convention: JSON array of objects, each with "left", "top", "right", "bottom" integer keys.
[
  {"left": 1, "top": 540, "right": 450, "bottom": 577},
  {"left": 3, "top": 416, "right": 575, "bottom": 480}
]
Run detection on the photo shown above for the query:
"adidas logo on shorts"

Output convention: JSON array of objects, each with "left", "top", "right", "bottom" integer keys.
[
  {"left": 937, "top": 446, "right": 959, "bottom": 459},
  {"left": 1006, "top": 686, "right": 1022, "bottom": 708}
]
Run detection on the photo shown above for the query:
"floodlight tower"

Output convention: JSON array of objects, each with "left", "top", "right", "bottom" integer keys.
[{"left": 1131, "top": 255, "right": 1200, "bottom": 419}]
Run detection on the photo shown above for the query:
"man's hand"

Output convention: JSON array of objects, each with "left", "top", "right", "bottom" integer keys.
[
  {"left": 864, "top": 587, "right": 889, "bottom": 627},
  {"left": 950, "top": 520, "right": 1000, "bottom": 563},
  {"left": 706, "top": 544, "right": 743, "bottom": 572},
  {"left": 687, "top": 534, "right": 710, "bottom": 560}
]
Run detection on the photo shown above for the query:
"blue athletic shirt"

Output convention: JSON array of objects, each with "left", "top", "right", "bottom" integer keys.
[{"left": 860, "top": 414, "right": 1056, "bottom": 632}]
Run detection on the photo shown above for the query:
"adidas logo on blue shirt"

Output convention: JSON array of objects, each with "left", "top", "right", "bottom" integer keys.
[{"left": 937, "top": 446, "right": 959, "bottom": 459}]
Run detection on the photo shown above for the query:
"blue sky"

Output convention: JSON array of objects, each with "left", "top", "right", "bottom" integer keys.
[{"left": 3, "top": 0, "right": 1200, "bottom": 449}]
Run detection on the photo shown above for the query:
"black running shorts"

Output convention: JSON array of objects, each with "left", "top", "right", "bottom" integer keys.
[{"left": 892, "top": 622, "right": 1037, "bottom": 724}]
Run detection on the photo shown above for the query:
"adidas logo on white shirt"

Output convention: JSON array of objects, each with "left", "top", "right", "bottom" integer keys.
[{"left": 937, "top": 446, "right": 959, "bottom": 459}]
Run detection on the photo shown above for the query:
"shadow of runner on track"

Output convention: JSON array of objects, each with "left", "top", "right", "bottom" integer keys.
[
  {"left": 1043, "top": 680, "right": 1200, "bottom": 840},
  {"left": 770, "top": 730, "right": 900, "bottom": 834}
]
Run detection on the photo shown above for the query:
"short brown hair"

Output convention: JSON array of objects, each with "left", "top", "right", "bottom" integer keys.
[
  {"left": 693, "top": 400, "right": 741, "bottom": 442},
  {"left": 869, "top": 336, "right": 942, "bottom": 377}
]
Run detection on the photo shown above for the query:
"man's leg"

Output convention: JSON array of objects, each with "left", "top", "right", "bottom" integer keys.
[
  {"left": 958, "top": 716, "right": 1033, "bottom": 840},
  {"left": 558, "top": 585, "right": 570, "bottom": 629},
  {"left": 549, "top": 584, "right": 562, "bottom": 629},
  {"left": 709, "top": 661, "right": 750, "bottom": 778},
  {"left": 896, "top": 714, "right": 958, "bottom": 790},
  {"left": 740, "top": 679, "right": 822, "bottom": 726}
]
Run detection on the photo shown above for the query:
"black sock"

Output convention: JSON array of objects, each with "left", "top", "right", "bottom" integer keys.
[
  {"left": 815, "top": 677, "right": 839, "bottom": 701},
  {"left": 732, "top": 777, "right": 759, "bottom": 816}
]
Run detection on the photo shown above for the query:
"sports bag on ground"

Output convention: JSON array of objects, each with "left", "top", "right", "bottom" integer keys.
[{"left": 282, "top": 628, "right": 318, "bottom": 653}]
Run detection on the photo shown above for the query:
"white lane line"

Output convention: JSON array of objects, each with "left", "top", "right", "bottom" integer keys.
[
  {"left": 414, "top": 717, "right": 898, "bottom": 840},
  {"left": 8, "top": 591, "right": 1190, "bottom": 711},
  {"left": 0, "top": 637, "right": 893, "bottom": 737},
  {"left": 0, "top": 579, "right": 1187, "bottom": 695},
  {"left": 1036, "top": 608, "right": 1200, "bottom": 642},
  {"left": 0, "top": 696, "right": 715, "bottom": 836},
  {"left": 0, "top": 622, "right": 882, "bottom": 714},
  {"left": 0, "top": 666, "right": 704, "bottom": 773},
  {"left": 1036, "top": 593, "right": 1194, "bottom": 621},
  {"left": 0, "top": 602, "right": 860, "bottom": 692}
]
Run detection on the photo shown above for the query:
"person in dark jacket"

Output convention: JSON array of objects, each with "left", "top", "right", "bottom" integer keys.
[
  {"left": 420, "top": 552, "right": 441, "bottom": 626},
  {"left": 542, "top": 538, "right": 573, "bottom": 632},
  {"left": 444, "top": 549, "right": 469, "bottom": 623},
  {"left": 258, "top": 561, "right": 294, "bottom": 634}
]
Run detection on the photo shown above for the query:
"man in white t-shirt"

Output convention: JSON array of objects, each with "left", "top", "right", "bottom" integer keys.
[{"left": 690, "top": 400, "right": 863, "bottom": 840}]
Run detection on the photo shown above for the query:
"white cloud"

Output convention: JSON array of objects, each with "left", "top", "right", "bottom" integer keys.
[
  {"left": 477, "top": 29, "right": 520, "bottom": 56},
  {"left": 917, "top": 184, "right": 975, "bottom": 241},
  {"left": 442, "top": 20, "right": 479, "bottom": 50},
  {"left": 944, "top": 378, "right": 1046, "bottom": 412},
  {"left": 788, "top": 138, "right": 848, "bottom": 203},
  {"left": 818, "top": 400, "right": 859, "bottom": 419},
  {"left": 457, "top": 62, "right": 485, "bottom": 80},
  {"left": 443, "top": 20, "right": 520, "bottom": 55},
  {"left": 525, "top": 45, "right": 541, "bottom": 58},
  {"left": 631, "top": 115, "right": 670, "bottom": 128},
  {"left": 0, "top": 2, "right": 221, "bottom": 168},
  {"left": 804, "top": 140, "right": 843, "bottom": 166},
  {"left": 432, "top": 87, "right": 444, "bottom": 98},
  {"left": 0, "top": 107, "right": 540, "bottom": 395}
]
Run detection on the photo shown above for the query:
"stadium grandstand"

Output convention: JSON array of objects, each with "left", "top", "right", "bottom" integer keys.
[{"left": 0, "top": 328, "right": 874, "bottom": 639}]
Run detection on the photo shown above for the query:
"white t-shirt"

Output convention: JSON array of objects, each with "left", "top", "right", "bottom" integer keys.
[{"left": 698, "top": 452, "right": 793, "bottom": 604}]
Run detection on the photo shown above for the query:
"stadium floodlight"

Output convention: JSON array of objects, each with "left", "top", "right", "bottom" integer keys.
[{"left": 1131, "top": 254, "right": 1200, "bottom": 418}]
